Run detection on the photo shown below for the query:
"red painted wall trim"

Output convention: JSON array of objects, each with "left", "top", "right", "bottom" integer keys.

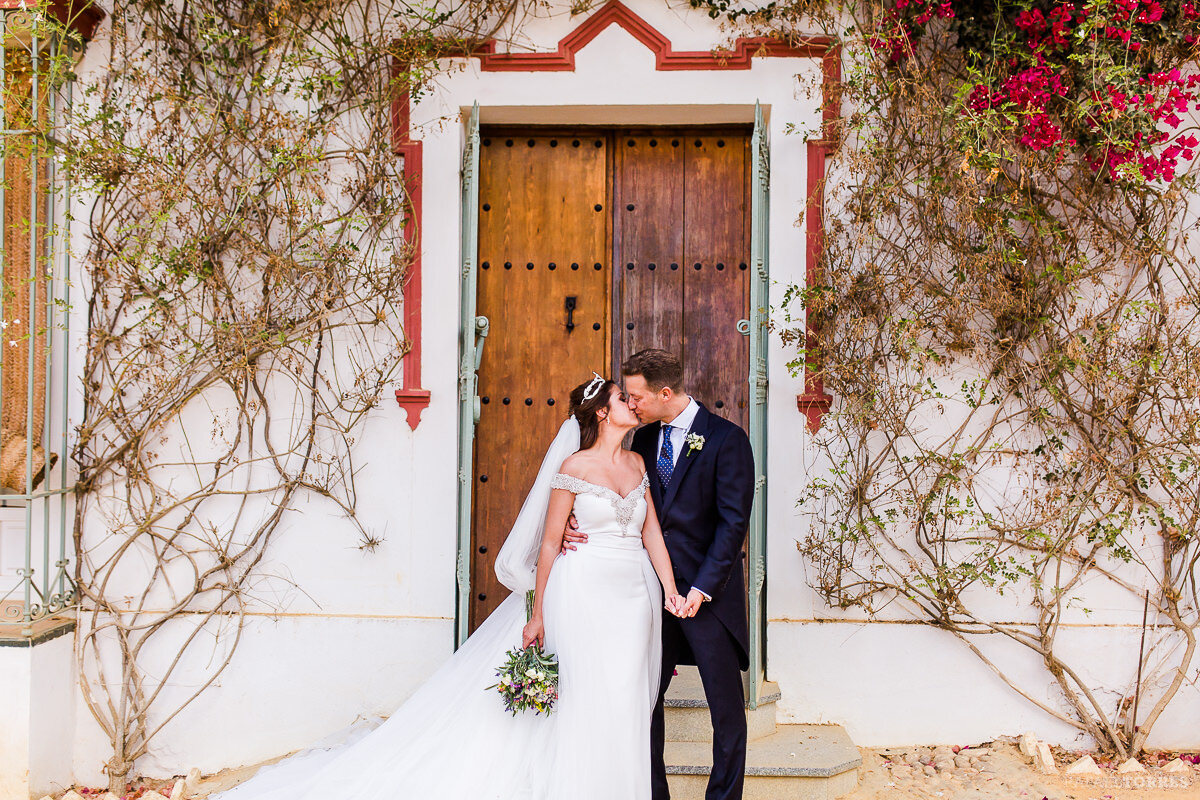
[
  {"left": 392, "top": 82, "right": 432, "bottom": 431},
  {"left": 393, "top": 0, "right": 840, "bottom": 432},
  {"left": 797, "top": 48, "right": 839, "bottom": 433},
  {"left": 473, "top": 1, "right": 829, "bottom": 71},
  {"left": 0, "top": 0, "right": 105, "bottom": 41}
]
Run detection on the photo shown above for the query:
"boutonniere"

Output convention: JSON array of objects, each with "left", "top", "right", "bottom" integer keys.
[{"left": 685, "top": 432, "right": 705, "bottom": 457}]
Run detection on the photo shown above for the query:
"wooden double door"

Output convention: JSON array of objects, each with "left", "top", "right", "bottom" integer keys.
[{"left": 469, "top": 128, "right": 753, "bottom": 630}]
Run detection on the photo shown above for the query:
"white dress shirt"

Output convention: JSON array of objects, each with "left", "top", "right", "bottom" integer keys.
[
  {"left": 656, "top": 396, "right": 700, "bottom": 467},
  {"left": 655, "top": 396, "right": 711, "bottom": 601}
]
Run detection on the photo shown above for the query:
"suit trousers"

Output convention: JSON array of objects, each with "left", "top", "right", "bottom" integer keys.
[{"left": 650, "top": 607, "right": 746, "bottom": 800}]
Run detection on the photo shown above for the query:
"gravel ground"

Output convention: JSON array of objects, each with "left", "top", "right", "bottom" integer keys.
[
  {"left": 846, "top": 739, "right": 1197, "bottom": 800},
  {"left": 56, "top": 736, "right": 1198, "bottom": 800}
]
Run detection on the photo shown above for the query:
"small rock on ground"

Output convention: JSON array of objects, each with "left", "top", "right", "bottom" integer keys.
[{"left": 1064, "top": 754, "right": 1101, "bottom": 776}]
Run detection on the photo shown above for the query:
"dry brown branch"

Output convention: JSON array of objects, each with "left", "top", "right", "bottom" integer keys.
[
  {"left": 20, "top": 0, "right": 524, "bottom": 790},
  {"left": 763, "top": 2, "right": 1200, "bottom": 757}
]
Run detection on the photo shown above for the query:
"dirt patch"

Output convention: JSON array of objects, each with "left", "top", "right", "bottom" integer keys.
[{"left": 849, "top": 740, "right": 1197, "bottom": 800}]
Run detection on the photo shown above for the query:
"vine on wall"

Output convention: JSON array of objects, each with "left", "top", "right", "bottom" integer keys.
[
  {"left": 4, "top": 0, "right": 518, "bottom": 790},
  {"left": 10, "top": 0, "right": 1199, "bottom": 786},
  {"left": 754, "top": 0, "right": 1200, "bottom": 756}
]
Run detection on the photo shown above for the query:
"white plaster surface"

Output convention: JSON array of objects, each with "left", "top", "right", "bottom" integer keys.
[
  {"left": 1, "top": 632, "right": 77, "bottom": 800},
  {"left": 0, "top": 645, "right": 33, "bottom": 800},
  {"left": 0, "top": 1, "right": 1192, "bottom": 791},
  {"left": 70, "top": 615, "right": 452, "bottom": 786}
]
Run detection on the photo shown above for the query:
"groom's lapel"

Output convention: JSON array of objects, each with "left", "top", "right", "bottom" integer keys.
[
  {"left": 660, "top": 403, "right": 711, "bottom": 512},
  {"left": 635, "top": 425, "right": 665, "bottom": 510}
]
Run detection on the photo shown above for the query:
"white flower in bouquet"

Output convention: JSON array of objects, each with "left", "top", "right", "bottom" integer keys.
[{"left": 486, "top": 591, "right": 560, "bottom": 716}]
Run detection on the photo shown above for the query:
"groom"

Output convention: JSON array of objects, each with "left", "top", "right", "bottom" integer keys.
[{"left": 567, "top": 349, "right": 755, "bottom": 800}]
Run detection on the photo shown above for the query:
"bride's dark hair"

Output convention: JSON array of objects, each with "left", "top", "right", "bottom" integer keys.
[{"left": 569, "top": 378, "right": 617, "bottom": 451}]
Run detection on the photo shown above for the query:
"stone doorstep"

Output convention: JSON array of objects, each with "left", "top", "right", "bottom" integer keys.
[
  {"left": 665, "top": 666, "right": 781, "bottom": 743},
  {"left": 667, "top": 701, "right": 778, "bottom": 743},
  {"left": 665, "top": 666, "right": 782, "bottom": 709},
  {"left": 666, "top": 724, "right": 862, "bottom": 800},
  {"left": 666, "top": 724, "right": 863, "bottom": 778},
  {"left": 667, "top": 770, "right": 859, "bottom": 800}
]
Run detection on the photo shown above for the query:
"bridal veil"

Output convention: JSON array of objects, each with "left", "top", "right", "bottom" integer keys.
[{"left": 207, "top": 417, "right": 582, "bottom": 800}]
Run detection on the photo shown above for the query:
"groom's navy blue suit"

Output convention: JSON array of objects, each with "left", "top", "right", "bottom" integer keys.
[{"left": 633, "top": 401, "right": 755, "bottom": 800}]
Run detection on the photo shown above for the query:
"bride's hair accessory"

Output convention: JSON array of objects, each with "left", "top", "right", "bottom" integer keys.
[{"left": 582, "top": 372, "right": 605, "bottom": 401}]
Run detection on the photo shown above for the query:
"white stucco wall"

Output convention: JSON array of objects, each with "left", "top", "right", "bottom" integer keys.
[
  {"left": 399, "top": 0, "right": 1200, "bottom": 755},
  {"left": 61, "top": 9, "right": 463, "bottom": 785},
  {"left": 1, "top": 630, "right": 77, "bottom": 799},
  {"left": 40, "top": 0, "right": 1200, "bottom": 789},
  {"left": 1, "top": 644, "right": 37, "bottom": 800}
]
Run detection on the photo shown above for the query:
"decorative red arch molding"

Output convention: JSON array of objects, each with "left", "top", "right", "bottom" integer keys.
[
  {"left": 393, "top": 0, "right": 838, "bottom": 432},
  {"left": 473, "top": 0, "right": 826, "bottom": 70}
]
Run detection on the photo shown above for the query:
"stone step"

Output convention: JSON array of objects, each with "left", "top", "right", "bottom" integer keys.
[
  {"left": 665, "top": 666, "right": 780, "bottom": 742},
  {"left": 666, "top": 724, "right": 861, "bottom": 800}
]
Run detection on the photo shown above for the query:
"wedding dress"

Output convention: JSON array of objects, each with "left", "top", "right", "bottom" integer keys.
[
  {"left": 207, "top": 417, "right": 662, "bottom": 800},
  {"left": 542, "top": 470, "right": 660, "bottom": 798}
]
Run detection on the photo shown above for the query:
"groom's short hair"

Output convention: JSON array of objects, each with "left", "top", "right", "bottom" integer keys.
[{"left": 621, "top": 349, "right": 684, "bottom": 393}]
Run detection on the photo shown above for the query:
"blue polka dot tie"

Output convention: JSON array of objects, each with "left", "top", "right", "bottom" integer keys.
[{"left": 657, "top": 425, "right": 675, "bottom": 487}]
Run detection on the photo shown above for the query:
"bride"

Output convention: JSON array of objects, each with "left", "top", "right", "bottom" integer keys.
[{"left": 208, "top": 373, "right": 684, "bottom": 800}]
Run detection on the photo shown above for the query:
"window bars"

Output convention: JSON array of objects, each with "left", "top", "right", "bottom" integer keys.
[{"left": 0, "top": 9, "right": 77, "bottom": 637}]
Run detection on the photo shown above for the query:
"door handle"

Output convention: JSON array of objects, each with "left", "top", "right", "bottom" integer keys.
[
  {"left": 474, "top": 316, "right": 490, "bottom": 370},
  {"left": 473, "top": 316, "right": 490, "bottom": 423},
  {"left": 565, "top": 296, "right": 577, "bottom": 333}
]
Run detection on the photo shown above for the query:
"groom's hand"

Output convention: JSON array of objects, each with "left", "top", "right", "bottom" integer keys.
[
  {"left": 679, "top": 588, "right": 706, "bottom": 618},
  {"left": 561, "top": 513, "right": 587, "bottom": 553}
]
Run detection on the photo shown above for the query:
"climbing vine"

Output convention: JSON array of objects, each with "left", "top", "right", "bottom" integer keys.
[
  {"left": 0, "top": 0, "right": 519, "bottom": 791},
  {"left": 9, "top": 0, "right": 1199, "bottom": 788},
  {"left": 758, "top": 0, "right": 1200, "bottom": 757}
]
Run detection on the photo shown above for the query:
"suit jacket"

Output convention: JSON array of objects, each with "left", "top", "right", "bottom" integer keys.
[{"left": 632, "top": 402, "right": 756, "bottom": 668}]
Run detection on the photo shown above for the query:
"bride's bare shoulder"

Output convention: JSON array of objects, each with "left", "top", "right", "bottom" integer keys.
[
  {"left": 557, "top": 451, "right": 591, "bottom": 478},
  {"left": 622, "top": 450, "right": 646, "bottom": 474}
]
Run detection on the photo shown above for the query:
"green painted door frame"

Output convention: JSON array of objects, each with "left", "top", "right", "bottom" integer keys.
[
  {"left": 454, "top": 107, "right": 770, "bottom": 686},
  {"left": 745, "top": 101, "right": 770, "bottom": 708},
  {"left": 455, "top": 103, "right": 486, "bottom": 648}
]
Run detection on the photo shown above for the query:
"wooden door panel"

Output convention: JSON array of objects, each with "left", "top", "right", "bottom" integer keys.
[
  {"left": 471, "top": 128, "right": 749, "bottom": 634},
  {"left": 614, "top": 134, "right": 685, "bottom": 359},
  {"left": 682, "top": 134, "right": 750, "bottom": 431},
  {"left": 613, "top": 131, "right": 750, "bottom": 430},
  {"left": 472, "top": 133, "right": 610, "bottom": 629}
]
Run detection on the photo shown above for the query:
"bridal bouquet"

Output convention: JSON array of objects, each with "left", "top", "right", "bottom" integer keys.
[{"left": 488, "top": 591, "right": 559, "bottom": 715}]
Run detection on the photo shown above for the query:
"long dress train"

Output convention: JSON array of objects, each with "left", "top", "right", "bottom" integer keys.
[{"left": 207, "top": 468, "right": 660, "bottom": 800}]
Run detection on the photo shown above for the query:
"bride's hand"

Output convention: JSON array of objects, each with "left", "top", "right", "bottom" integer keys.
[
  {"left": 522, "top": 617, "right": 545, "bottom": 649},
  {"left": 665, "top": 593, "right": 686, "bottom": 618}
]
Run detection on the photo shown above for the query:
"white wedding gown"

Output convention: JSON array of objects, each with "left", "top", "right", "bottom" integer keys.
[{"left": 208, "top": 470, "right": 661, "bottom": 800}]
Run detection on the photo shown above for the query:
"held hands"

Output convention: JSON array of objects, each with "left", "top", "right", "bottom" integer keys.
[
  {"left": 677, "top": 588, "right": 706, "bottom": 619},
  {"left": 665, "top": 588, "right": 705, "bottom": 618},
  {"left": 664, "top": 593, "right": 686, "bottom": 617},
  {"left": 522, "top": 616, "right": 545, "bottom": 649}
]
